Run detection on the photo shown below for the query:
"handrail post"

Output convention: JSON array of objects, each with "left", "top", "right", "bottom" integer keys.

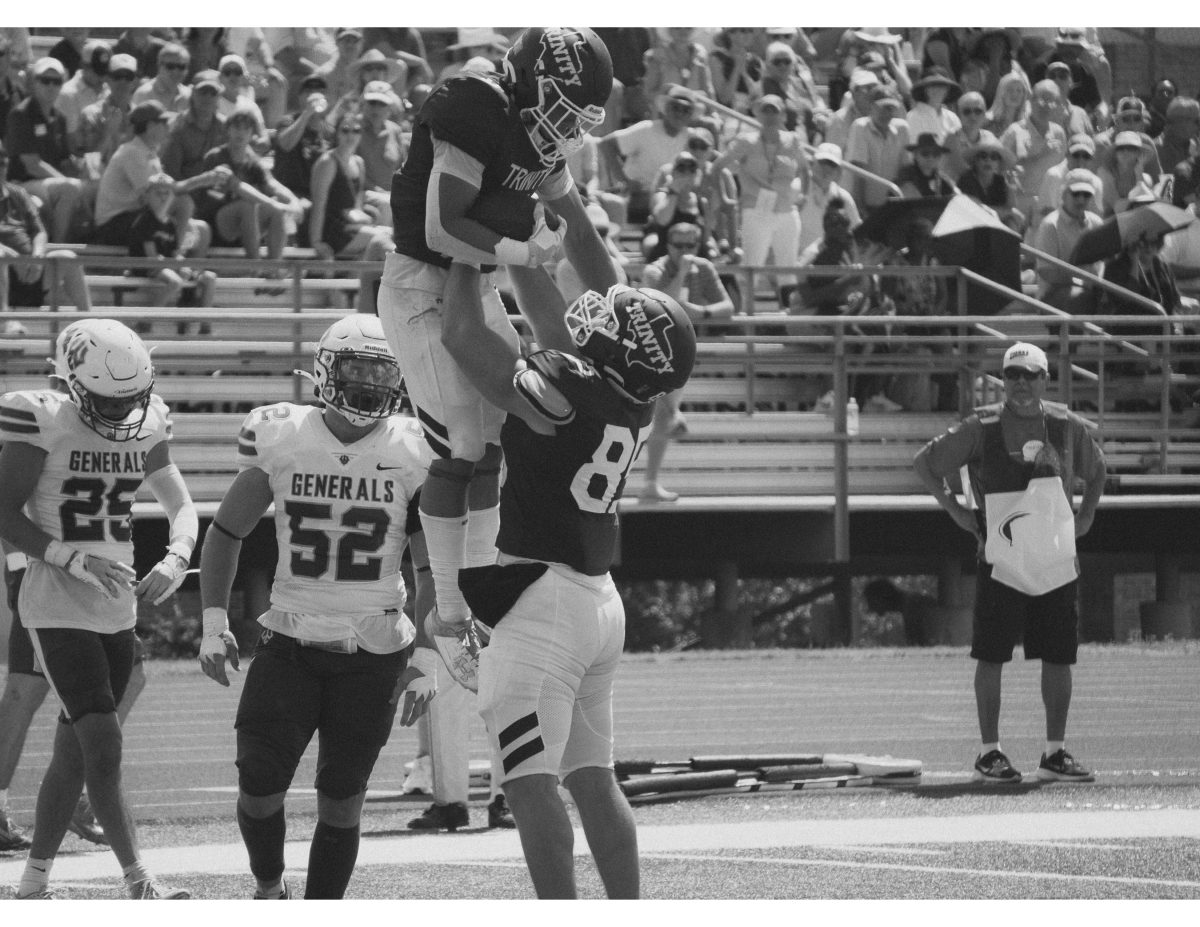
[
  {"left": 291, "top": 265, "right": 304, "bottom": 403},
  {"left": 832, "top": 320, "right": 850, "bottom": 565}
]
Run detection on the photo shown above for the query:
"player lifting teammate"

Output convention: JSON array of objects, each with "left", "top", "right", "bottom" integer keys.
[
  {"left": 197, "top": 316, "right": 439, "bottom": 899},
  {"left": 0, "top": 319, "right": 197, "bottom": 899},
  {"left": 441, "top": 263, "right": 696, "bottom": 898},
  {"left": 378, "top": 27, "right": 619, "bottom": 692}
]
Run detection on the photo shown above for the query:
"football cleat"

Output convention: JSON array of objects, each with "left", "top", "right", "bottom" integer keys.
[
  {"left": 67, "top": 797, "right": 108, "bottom": 845},
  {"left": 253, "top": 879, "right": 291, "bottom": 899},
  {"left": 0, "top": 809, "right": 33, "bottom": 851},
  {"left": 487, "top": 794, "right": 516, "bottom": 829},
  {"left": 129, "top": 879, "right": 191, "bottom": 900},
  {"left": 402, "top": 754, "right": 434, "bottom": 795},
  {"left": 408, "top": 802, "right": 469, "bottom": 832},
  {"left": 424, "top": 606, "right": 481, "bottom": 693}
]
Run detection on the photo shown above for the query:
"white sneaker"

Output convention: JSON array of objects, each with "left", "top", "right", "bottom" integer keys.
[
  {"left": 402, "top": 754, "right": 434, "bottom": 795},
  {"left": 424, "top": 606, "right": 481, "bottom": 693}
]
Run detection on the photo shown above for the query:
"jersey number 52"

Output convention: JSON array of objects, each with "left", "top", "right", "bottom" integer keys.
[{"left": 284, "top": 501, "right": 390, "bottom": 582}]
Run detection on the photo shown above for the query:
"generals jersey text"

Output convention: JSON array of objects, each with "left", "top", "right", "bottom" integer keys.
[
  {"left": 237, "top": 403, "right": 427, "bottom": 621},
  {"left": 500, "top": 351, "right": 653, "bottom": 575},
  {"left": 391, "top": 72, "right": 570, "bottom": 269},
  {"left": 0, "top": 388, "right": 172, "bottom": 630}
]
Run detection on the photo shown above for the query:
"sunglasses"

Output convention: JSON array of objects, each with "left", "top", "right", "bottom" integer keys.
[
  {"left": 960, "top": 107, "right": 985, "bottom": 115},
  {"left": 1003, "top": 368, "right": 1045, "bottom": 382},
  {"left": 1069, "top": 150, "right": 1093, "bottom": 158},
  {"left": 770, "top": 58, "right": 793, "bottom": 66},
  {"left": 37, "top": 76, "right": 64, "bottom": 86},
  {"left": 194, "top": 86, "right": 218, "bottom": 95},
  {"left": 668, "top": 101, "right": 694, "bottom": 112},
  {"left": 687, "top": 140, "right": 711, "bottom": 151},
  {"left": 163, "top": 62, "right": 188, "bottom": 72},
  {"left": 978, "top": 152, "right": 1003, "bottom": 162},
  {"left": 109, "top": 71, "right": 137, "bottom": 81},
  {"left": 674, "top": 163, "right": 698, "bottom": 173},
  {"left": 1070, "top": 190, "right": 1094, "bottom": 198},
  {"left": 220, "top": 68, "right": 244, "bottom": 77},
  {"left": 668, "top": 240, "right": 699, "bottom": 249},
  {"left": 340, "top": 126, "right": 363, "bottom": 134}
]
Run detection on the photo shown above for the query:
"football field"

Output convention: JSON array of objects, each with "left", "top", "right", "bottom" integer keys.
[{"left": 1, "top": 643, "right": 1198, "bottom": 902}]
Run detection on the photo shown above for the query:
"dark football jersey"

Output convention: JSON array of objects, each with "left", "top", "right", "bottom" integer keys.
[
  {"left": 391, "top": 71, "right": 568, "bottom": 269},
  {"left": 498, "top": 351, "right": 653, "bottom": 576}
]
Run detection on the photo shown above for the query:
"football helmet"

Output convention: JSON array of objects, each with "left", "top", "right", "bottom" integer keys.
[
  {"left": 312, "top": 315, "right": 403, "bottom": 427},
  {"left": 53, "top": 318, "right": 154, "bottom": 442},
  {"left": 502, "top": 27, "right": 613, "bottom": 166},
  {"left": 565, "top": 284, "right": 696, "bottom": 404}
]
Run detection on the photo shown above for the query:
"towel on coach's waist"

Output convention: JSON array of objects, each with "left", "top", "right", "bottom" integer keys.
[{"left": 459, "top": 562, "right": 549, "bottom": 628}]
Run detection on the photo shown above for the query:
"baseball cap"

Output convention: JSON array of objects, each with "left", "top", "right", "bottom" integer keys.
[
  {"left": 1065, "top": 167, "right": 1100, "bottom": 193},
  {"left": 32, "top": 57, "right": 67, "bottom": 79},
  {"left": 336, "top": 28, "right": 364, "bottom": 42},
  {"left": 298, "top": 73, "right": 328, "bottom": 92},
  {"left": 108, "top": 54, "right": 138, "bottom": 77},
  {"left": 218, "top": 54, "right": 247, "bottom": 75},
  {"left": 1046, "top": 61, "right": 1072, "bottom": 78},
  {"left": 813, "top": 142, "right": 842, "bottom": 165},
  {"left": 129, "top": 100, "right": 169, "bottom": 129},
  {"left": 849, "top": 69, "right": 881, "bottom": 90},
  {"left": 1114, "top": 130, "right": 1143, "bottom": 150},
  {"left": 1003, "top": 342, "right": 1048, "bottom": 373},
  {"left": 83, "top": 39, "right": 112, "bottom": 75},
  {"left": 192, "top": 70, "right": 221, "bottom": 92},
  {"left": 1068, "top": 133, "right": 1096, "bottom": 154},
  {"left": 361, "top": 80, "right": 395, "bottom": 104},
  {"left": 753, "top": 94, "right": 785, "bottom": 115}
]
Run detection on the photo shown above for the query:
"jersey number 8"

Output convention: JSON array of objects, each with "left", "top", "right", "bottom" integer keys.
[{"left": 570, "top": 424, "right": 647, "bottom": 515}]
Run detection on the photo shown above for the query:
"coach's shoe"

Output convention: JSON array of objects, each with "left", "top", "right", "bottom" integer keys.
[
  {"left": 402, "top": 754, "right": 434, "bottom": 795},
  {"left": 408, "top": 802, "right": 469, "bottom": 832},
  {"left": 253, "top": 879, "right": 291, "bottom": 899},
  {"left": 424, "top": 607, "right": 480, "bottom": 693},
  {"left": 67, "top": 797, "right": 108, "bottom": 845},
  {"left": 487, "top": 794, "right": 515, "bottom": 829},
  {"left": 1036, "top": 749, "right": 1094, "bottom": 783},
  {"left": 14, "top": 888, "right": 57, "bottom": 899},
  {"left": 972, "top": 749, "right": 1023, "bottom": 783},
  {"left": 0, "top": 809, "right": 33, "bottom": 851},
  {"left": 130, "top": 879, "right": 191, "bottom": 899}
]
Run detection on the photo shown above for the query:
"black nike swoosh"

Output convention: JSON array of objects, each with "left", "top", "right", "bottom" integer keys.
[{"left": 376, "top": 464, "right": 401, "bottom": 470}]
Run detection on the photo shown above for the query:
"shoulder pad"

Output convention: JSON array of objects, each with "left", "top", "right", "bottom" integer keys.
[
  {"left": 140, "top": 394, "right": 173, "bottom": 443},
  {"left": 237, "top": 402, "right": 307, "bottom": 468},
  {"left": 0, "top": 389, "right": 66, "bottom": 449},
  {"left": 423, "top": 74, "right": 510, "bottom": 155},
  {"left": 515, "top": 354, "right": 576, "bottom": 425}
]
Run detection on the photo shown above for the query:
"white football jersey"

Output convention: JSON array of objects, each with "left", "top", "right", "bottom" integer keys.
[
  {"left": 0, "top": 388, "right": 172, "bottom": 631},
  {"left": 237, "top": 403, "right": 428, "bottom": 652}
]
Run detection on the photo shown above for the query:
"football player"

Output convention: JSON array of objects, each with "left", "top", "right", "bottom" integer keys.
[
  {"left": 196, "top": 315, "right": 439, "bottom": 900},
  {"left": 0, "top": 318, "right": 197, "bottom": 899},
  {"left": 441, "top": 262, "right": 696, "bottom": 898},
  {"left": 378, "top": 27, "right": 620, "bottom": 693}
]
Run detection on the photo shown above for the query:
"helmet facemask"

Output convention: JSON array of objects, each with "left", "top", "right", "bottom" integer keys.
[
  {"left": 315, "top": 349, "right": 402, "bottom": 427},
  {"left": 71, "top": 382, "right": 153, "bottom": 442},
  {"left": 521, "top": 76, "right": 605, "bottom": 166}
]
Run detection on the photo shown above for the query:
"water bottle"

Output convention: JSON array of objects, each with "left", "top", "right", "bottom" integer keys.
[{"left": 846, "top": 398, "right": 860, "bottom": 437}]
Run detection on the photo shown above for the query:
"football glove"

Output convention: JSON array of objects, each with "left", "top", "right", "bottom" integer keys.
[
  {"left": 198, "top": 607, "right": 240, "bottom": 687},
  {"left": 424, "top": 606, "right": 482, "bottom": 693},
  {"left": 494, "top": 207, "right": 568, "bottom": 267},
  {"left": 44, "top": 540, "right": 131, "bottom": 600},
  {"left": 395, "top": 646, "right": 438, "bottom": 726},
  {"left": 137, "top": 552, "right": 189, "bottom": 605}
]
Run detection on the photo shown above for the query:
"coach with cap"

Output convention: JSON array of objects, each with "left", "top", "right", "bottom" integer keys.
[{"left": 914, "top": 341, "right": 1106, "bottom": 786}]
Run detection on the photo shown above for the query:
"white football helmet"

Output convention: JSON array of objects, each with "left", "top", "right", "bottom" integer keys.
[
  {"left": 312, "top": 315, "right": 403, "bottom": 426},
  {"left": 53, "top": 318, "right": 154, "bottom": 442}
]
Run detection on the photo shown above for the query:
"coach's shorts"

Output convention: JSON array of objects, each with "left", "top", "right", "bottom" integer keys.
[
  {"left": 478, "top": 563, "right": 625, "bottom": 784},
  {"left": 377, "top": 252, "right": 517, "bottom": 461},
  {"left": 971, "top": 562, "right": 1079, "bottom": 665},
  {"left": 235, "top": 628, "right": 406, "bottom": 800},
  {"left": 28, "top": 627, "right": 138, "bottom": 722}
]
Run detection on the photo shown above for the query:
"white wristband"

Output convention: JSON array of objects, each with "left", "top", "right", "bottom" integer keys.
[
  {"left": 44, "top": 539, "right": 78, "bottom": 569},
  {"left": 202, "top": 606, "right": 230, "bottom": 638},
  {"left": 410, "top": 646, "right": 439, "bottom": 676},
  {"left": 6, "top": 552, "right": 28, "bottom": 572},
  {"left": 494, "top": 236, "right": 531, "bottom": 266},
  {"left": 166, "top": 542, "right": 192, "bottom": 565}
]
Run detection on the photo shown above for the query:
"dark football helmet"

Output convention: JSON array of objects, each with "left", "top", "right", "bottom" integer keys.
[
  {"left": 502, "top": 27, "right": 613, "bottom": 167},
  {"left": 53, "top": 318, "right": 154, "bottom": 441},
  {"left": 312, "top": 315, "right": 403, "bottom": 426},
  {"left": 565, "top": 284, "right": 696, "bottom": 404}
]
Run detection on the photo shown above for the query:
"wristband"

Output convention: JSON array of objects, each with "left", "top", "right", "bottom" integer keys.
[
  {"left": 167, "top": 541, "right": 192, "bottom": 565},
  {"left": 410, "top": 646, "right": 439, "bottom": 676},
  {"left": 6, "top": 552, "right": 28, "bottom": 572},
  {"left": 44, "top": 539, "right": 78, "bottom": 568},
  {"left": 202, "top": 606, "right": 230, "bottom": 638},
  {"left": 494, "top": 236, "right": 531, "bottom": 266}
]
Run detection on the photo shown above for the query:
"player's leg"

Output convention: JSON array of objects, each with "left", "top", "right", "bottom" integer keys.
[
  {"left": 0, "top": 614, "right": 51, "bottom": 840},
  {"left": 503, "top": 773, "right": 577, "bottom": 897},
  {"left": 562, "top": 767, "right": 638, "bottom": 898},
  {"left": 306, "top": 646, "right": 405, "bottom": 899},
  {"left": 234, "top": 631, "right": 320, "bottom": 899}
]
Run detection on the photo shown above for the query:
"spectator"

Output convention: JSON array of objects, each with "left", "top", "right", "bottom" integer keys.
[
  {"left": 906, "top": 66, "right": 962, "bottom": 140},
  {"left": 1034, "top": 27, "right": 1112, "bottom": 126},
  {"left": 74, "top": 53, "right": 140, "bottom": 173},
  {"left": 313, "top": 28, "right": 365, "bottom": 104},
  {"left": 183, "top": 27, "right": 227, "bottom": 80},
  {"left": 598, "top": 84, "right": 694, "bottom": 224},
  {"left": 763, "top": 27, "right": 827, "bottom": 123},
  {"left": 356, "top": 81, "right": 404, "bottom": 228},
  {"left": 308, "top": 108, "right": 393, "bottom": 314},
  {"left": 638, "top": 221, "right": 734, "bottom": 503},
  {"left": 863, "top": 578, "right": 936, "bottom": 646},
  {"left": 327, "top": 49, "right": 406, "bottom": 132},
  {"left": 845, "top": 84, "right": 910, "bottom": 213},
  {"left": 798, "top": 142, "right": 860, "bottom": 253},
  {"left": 643, "top": 149, "right": 711, "bottom": 262},
  {"left": 1001, "top": 80, "right": 1067, "bottom": 228},
  {"left": 1043, "top": 61, "right": 1093, "bottom": 138},
  {"left": 957, "top": 59, "right": 991, "bottom": 106},
  {"left": 258, "top": 27, "right": 335, "bottom": 109},
  {"left": 0, "top": 36, "right": 26, "bottom": 134},
  {"left": 161, "top": 70, "right": 228, "bottom": 186},
  {"left": 593, "top": 26, "right": 653, "bottom": 125},
  {"left": 796, "top": 198, "right": 882, "bottom": 316},
  {"left": 832, "top": 28, "right": 912, "bottom": 109},
  {"left": 709, "top": 27, "right": 762, "bottom": 114},
  {"left": 686, "top": 126, "right": 739, "bottom": 261},
  {"left": 554, "top": 202, "right": 629, "bottom": 305},
  {"left": 92, "top": 101, "right": 216, "bottom": 256},
  {"left": 1147, "top": 78, "right": 1179, "bottom": 139},
  {"left": 1097, "top": 131, "right": 1154, "bottom": 217},
  {"left": 215, "top": 54, "right": 266, "bottom": 137},
  {"left": 1155, "top": 96, "right": 1200, "bottom": 182},
  {"left": 56, "top": 39, "right": 110, "bottom": 136},
  {"left": 985, "top": 70, "right": 1030, "bottom": 138},
  {"left": 1037, "top": 133, "right": 1101, "bottom": 223},
  {"left": 1032, "top": 168, "right": 1104, "bottom": 312},
  {"left": 0, "top": 140, "right": 91, "bottom": 311},
  {"left": 1100, "top": 228, "right": 1187, "bottom": 331},
  {"left": 435, "top": 29, "right": 509, "bottom": 85},
  {"left": 758, "top": 41, "right": 820, "bottom": 141},
  {"left": 959, "top": 138, "right": 1019, "bottom": 225},
  {"left": 944, "top": 90, "right": 996, "bottom": 180},
  {"left": 642, "top": 28, "right": 714, "bottom": 103},
  {"left": 361, "top": 27, "right": 433, "bottom": 95},
  {"left": 222, "top": 28, "right": 288, "bottom": 129},
  {"left": 270, "top": 77, "right": 333, "bottom": 236},
  {"left": 127, "top": 172, "right": 216, "bottom": 319},
  {"left": 131, "top": 43, "right": 192, "bottom": 119},
  {"left": 824, "top": 69, "right": 878, "bottom": 152},
  {"left": 897, "top": 132, "right": 957, "bottom": 198},
  {"left": 711, "top": 94, "right": 806, "bottom": 304},
  {"left": 1093, "top": 95, "right": 1162, "bottom": 183},
  {"left": 966, "top": 29, "right": 1022, "bottom": 106},
  {"left": 4, "top": 58, "right": 88, "bottom": 242},
  {"left": 47, "top": 28, "right": 87, "bottom": 78},
  {"left": 112, "top": 28, "right": 165, "bottom": 80},
  {"left": 196, "top": 107, "right": 300, "bottom": 267}
]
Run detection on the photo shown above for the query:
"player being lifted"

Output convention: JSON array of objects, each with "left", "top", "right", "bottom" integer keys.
[
  {"left": 197, "top": 315, "right": 439, "bottom": 900},
  {"left": 378, "top": 27, "right": 620, "bottom": 691},
  {"left": 441, "top": 263, "right": 696, "bottom": 898},
  {"left": 0, "top": 319, "right": 197, "bottom": 899}
]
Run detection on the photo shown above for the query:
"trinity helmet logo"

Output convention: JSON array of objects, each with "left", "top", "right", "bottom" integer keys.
[
  {"left": 620, "top": 296, "right": 675, "bottom": 376},
  {"left": 540, "top": 28, "right": 585, "bottom": 87}
]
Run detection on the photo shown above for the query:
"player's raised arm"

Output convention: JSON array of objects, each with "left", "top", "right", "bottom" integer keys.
[{"left": 545, "top": 181, "right": 620, "bottom": 292}]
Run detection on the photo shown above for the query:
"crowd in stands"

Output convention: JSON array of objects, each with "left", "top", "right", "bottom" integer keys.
[{"left": 4, "top": 26, "right": 1200, "bottom": 406}]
